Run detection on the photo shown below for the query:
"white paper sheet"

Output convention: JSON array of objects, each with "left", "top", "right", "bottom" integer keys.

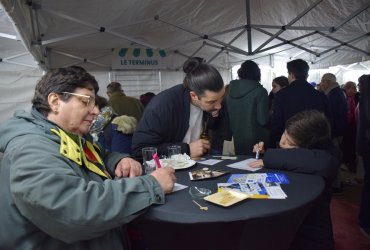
[
  {"left": 198, "top": 159, "right": 223, "bottom": 165},
  {"left": 172, "top": 183, "right": 188, "bottom": 192},
  {"left": 226, "top": 158, "right": 262, "bottom": 171}
]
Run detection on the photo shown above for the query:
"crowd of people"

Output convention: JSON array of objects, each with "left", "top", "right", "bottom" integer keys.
[{"left": 0, "top": 57, "right": 369, "bottom": 249}]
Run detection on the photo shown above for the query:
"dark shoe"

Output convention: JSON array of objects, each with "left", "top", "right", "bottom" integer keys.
[{"left": 360, "top": 227, "right": 370, "bottom": 239}]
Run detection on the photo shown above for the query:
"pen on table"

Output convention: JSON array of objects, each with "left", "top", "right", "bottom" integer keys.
[{"left": 153, "top": 153, "right": 161, "bottom": 169}]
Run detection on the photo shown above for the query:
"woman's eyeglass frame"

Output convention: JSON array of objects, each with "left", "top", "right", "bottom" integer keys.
[{"left": 60, "top": 92, "right": 96, "bottom": 110}]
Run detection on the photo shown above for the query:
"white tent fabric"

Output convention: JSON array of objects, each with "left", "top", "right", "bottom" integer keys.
[
  {"left": 0, "top": 0, "right": 369, "bottom": 123},
  {"left": 0, "top": 3, "right": 41, "bottom": 122},
  {"left": 1, "top": 0, "right": 369, "bottom": 71}
]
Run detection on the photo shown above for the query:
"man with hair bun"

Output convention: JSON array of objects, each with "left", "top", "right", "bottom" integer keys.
[{"left": 132, "top": 57, "right": 225, "bottom": 160}]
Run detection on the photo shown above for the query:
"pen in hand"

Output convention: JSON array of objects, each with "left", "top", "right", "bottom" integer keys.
[
  {"left": 255, "top": 141, "right": 264, "bottom": 159},
  {"left": 153, "top": 153, "right": 161, "bottom": 169}
]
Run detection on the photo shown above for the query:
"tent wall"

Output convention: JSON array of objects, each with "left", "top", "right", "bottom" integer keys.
[
  {"left": 1, "top": 62, "right": 368, "bottom": 123},
  {"left": 0, "top": 68, "right": 42, "bottom": 122},
  {"left": 0, "top": 67, "right": 232, "bottom": 123},
  {"left": 88, "top": 67, "right": 231, "bottom": 100}
]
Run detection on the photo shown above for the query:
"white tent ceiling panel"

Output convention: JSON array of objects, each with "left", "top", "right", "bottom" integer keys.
[
  {"left": 0, "top": 0, "right": 369, "bottom": 71},
  {"left": 0, "top": 2, "right": 38, "bottom": 72}
]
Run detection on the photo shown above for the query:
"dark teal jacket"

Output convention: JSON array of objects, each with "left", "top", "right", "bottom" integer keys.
[
  {"left": 227, "top": 79, "right": 270, "bottom": 155},
  {"left": 0, "top": 108, "right": 164, "bottom": 249}
]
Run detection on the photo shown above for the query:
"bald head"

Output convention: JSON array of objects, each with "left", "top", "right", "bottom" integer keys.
[{"left": 320, "top": 73, "right": 337, "bottom": 92}]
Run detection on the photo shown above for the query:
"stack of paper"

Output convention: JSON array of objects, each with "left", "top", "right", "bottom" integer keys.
[{"left": 217, "top": 173, "right": 289, "bottom": 199}]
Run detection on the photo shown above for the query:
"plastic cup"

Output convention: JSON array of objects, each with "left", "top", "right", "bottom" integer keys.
[{"left": 167, "top": 145, "right": 181, "bottom": 159}]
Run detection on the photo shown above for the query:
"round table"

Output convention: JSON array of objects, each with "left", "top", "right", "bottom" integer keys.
[{"left": 135, "top": 156, "right": 325, "bottom": 250}]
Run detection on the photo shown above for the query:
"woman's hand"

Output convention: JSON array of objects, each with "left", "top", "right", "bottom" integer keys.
[
  {"left": 248, "top": 159, "right": 264, "bottom": 168},
  {"left": 151, "top": 167, "right": 177, "bottom": 194},
  {"left": 252, "top": 141, "right": 265, "bottom": 154},
  {"left": 115, "top": 157, "right": 143, "bottom": 178}
]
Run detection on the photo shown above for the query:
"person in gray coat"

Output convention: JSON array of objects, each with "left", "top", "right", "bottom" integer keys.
[{"left": 0, "top": 66, "right": 176, "bottom": 250}]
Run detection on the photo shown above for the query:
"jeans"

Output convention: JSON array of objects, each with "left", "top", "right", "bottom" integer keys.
[{"left": 359, "top": 156, "right": 370, "bottom": 229}]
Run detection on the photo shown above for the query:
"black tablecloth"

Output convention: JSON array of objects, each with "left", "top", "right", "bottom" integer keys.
[{"left": 135, "top": 156, "right": 325, "bottom": 250}]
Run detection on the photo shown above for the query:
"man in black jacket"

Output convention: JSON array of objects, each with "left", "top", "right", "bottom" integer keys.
[
  {"left": 131, "top": 58, "right": 225, "bottom": 161},
  {"left": 270, "top": 59, "right": 331, "bottom": 147}
]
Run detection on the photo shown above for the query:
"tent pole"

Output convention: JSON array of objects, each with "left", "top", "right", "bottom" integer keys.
[
  {"left": 245, "top": 0, "right": 252, "bottom": 54},
  {"left": 2, "top": 59, "right": 37, "bottom": 68},
  {"left": 333, "top": 2, "right": 370, "bottom": 32},
  {"left": 1, "top": 50, "right": 37, "bottom": 68},
  {"left": 189, "top": 43, "right": 206, "bottom": 58},
  {"left": 156, "top": 16, "right": 249, "bottom": 56},
  {"left": 2, "top": 52, "right": 30, "bottom": 60},
  {"left": 251, "top": 24, "right": 332, "bottom": 32},
  {"left": 41, "top": 31, "right": 99, "bottom": 46},
  {"left": 25, "top": 1, "right": 47, "bottom": 69},
  {"left": 254, "top": 28, "right": 319, "bottom": 56},
  {"left": 253, "top": 0, "right": 323, "bottom": 54},
  {"left": 43, "top": 7, "right": 157, "bottom": 49},
  {"left": 317, "top": 32, "right": 370, "bottom": 56},
  {"left": 208, "top": 49, "right": 224, "bottom": 64},
  {"left": 52, "top": 49, "right": 110, "bottom": 69},
  {"left": 312, "top": 51, "right": 338, "bottom": 64},
  {"left": 258, "top": 31, "right": 318, "bottom": 54},
  {"left": 208, "top": 28, "right": 247, "bottom": 64},
  {"left": 208, "top": 25, "right": 245, "bottom": 37},
  {"left": 63, "top": 53, "right": 111, "bottom": 68}
]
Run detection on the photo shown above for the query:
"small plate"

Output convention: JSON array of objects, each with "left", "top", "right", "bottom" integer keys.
[
  {"left": 204, "top": 190, "right": 249, "bottom": 207},
  {"left": 161, "top": 159, "right": 196, "bottom": 170}
]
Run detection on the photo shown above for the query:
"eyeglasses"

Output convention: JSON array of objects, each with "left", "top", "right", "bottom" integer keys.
[{"left": 61, "top": 92, "right": 96, "bottom": 110}]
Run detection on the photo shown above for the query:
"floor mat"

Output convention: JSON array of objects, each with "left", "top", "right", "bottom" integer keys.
[{"left": 331, "top": 192, "right": 370, "bottom": 250}]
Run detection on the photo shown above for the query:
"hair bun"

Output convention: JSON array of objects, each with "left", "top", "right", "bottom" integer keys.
[{"left": 183, "top": 57, "right": 205, "bottom": 74}]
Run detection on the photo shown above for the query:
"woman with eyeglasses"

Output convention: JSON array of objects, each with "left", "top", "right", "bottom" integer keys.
[
  {"left": 250, "top": 109, "right": 341, "bottom": 250},
  {"left": 0, "top": 66, "right": 176, "bottom": 249}
]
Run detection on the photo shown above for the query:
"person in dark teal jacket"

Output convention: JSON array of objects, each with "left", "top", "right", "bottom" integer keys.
[
  {"left": 227, "top": 60, "right": 270, "bottom": 155},
  {"left": 0, "top": 66, "right": 176, "bottom": 249}
]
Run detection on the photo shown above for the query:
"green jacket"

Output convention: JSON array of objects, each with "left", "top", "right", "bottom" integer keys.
[
  {"left": 227, "top": 79, "right": 270, "bottom": 155},
  {"left": 0, "top": 108, "right": 164, "bottom": 249},
  {"left": 108, "top": 92, "right": 144, "bottom": 122}
]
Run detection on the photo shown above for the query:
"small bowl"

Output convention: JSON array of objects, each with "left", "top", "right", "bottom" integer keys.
[{"left": 189, "top": 186, "right": 212, "bottom": 199}]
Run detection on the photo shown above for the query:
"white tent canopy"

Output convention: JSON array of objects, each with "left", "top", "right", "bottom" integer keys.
[
  {"left": 0, "top": 0, "right": 369, "bottom": 122},
  {"left": 1, "top": 0, "right": 369, "bottom": 70}
]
